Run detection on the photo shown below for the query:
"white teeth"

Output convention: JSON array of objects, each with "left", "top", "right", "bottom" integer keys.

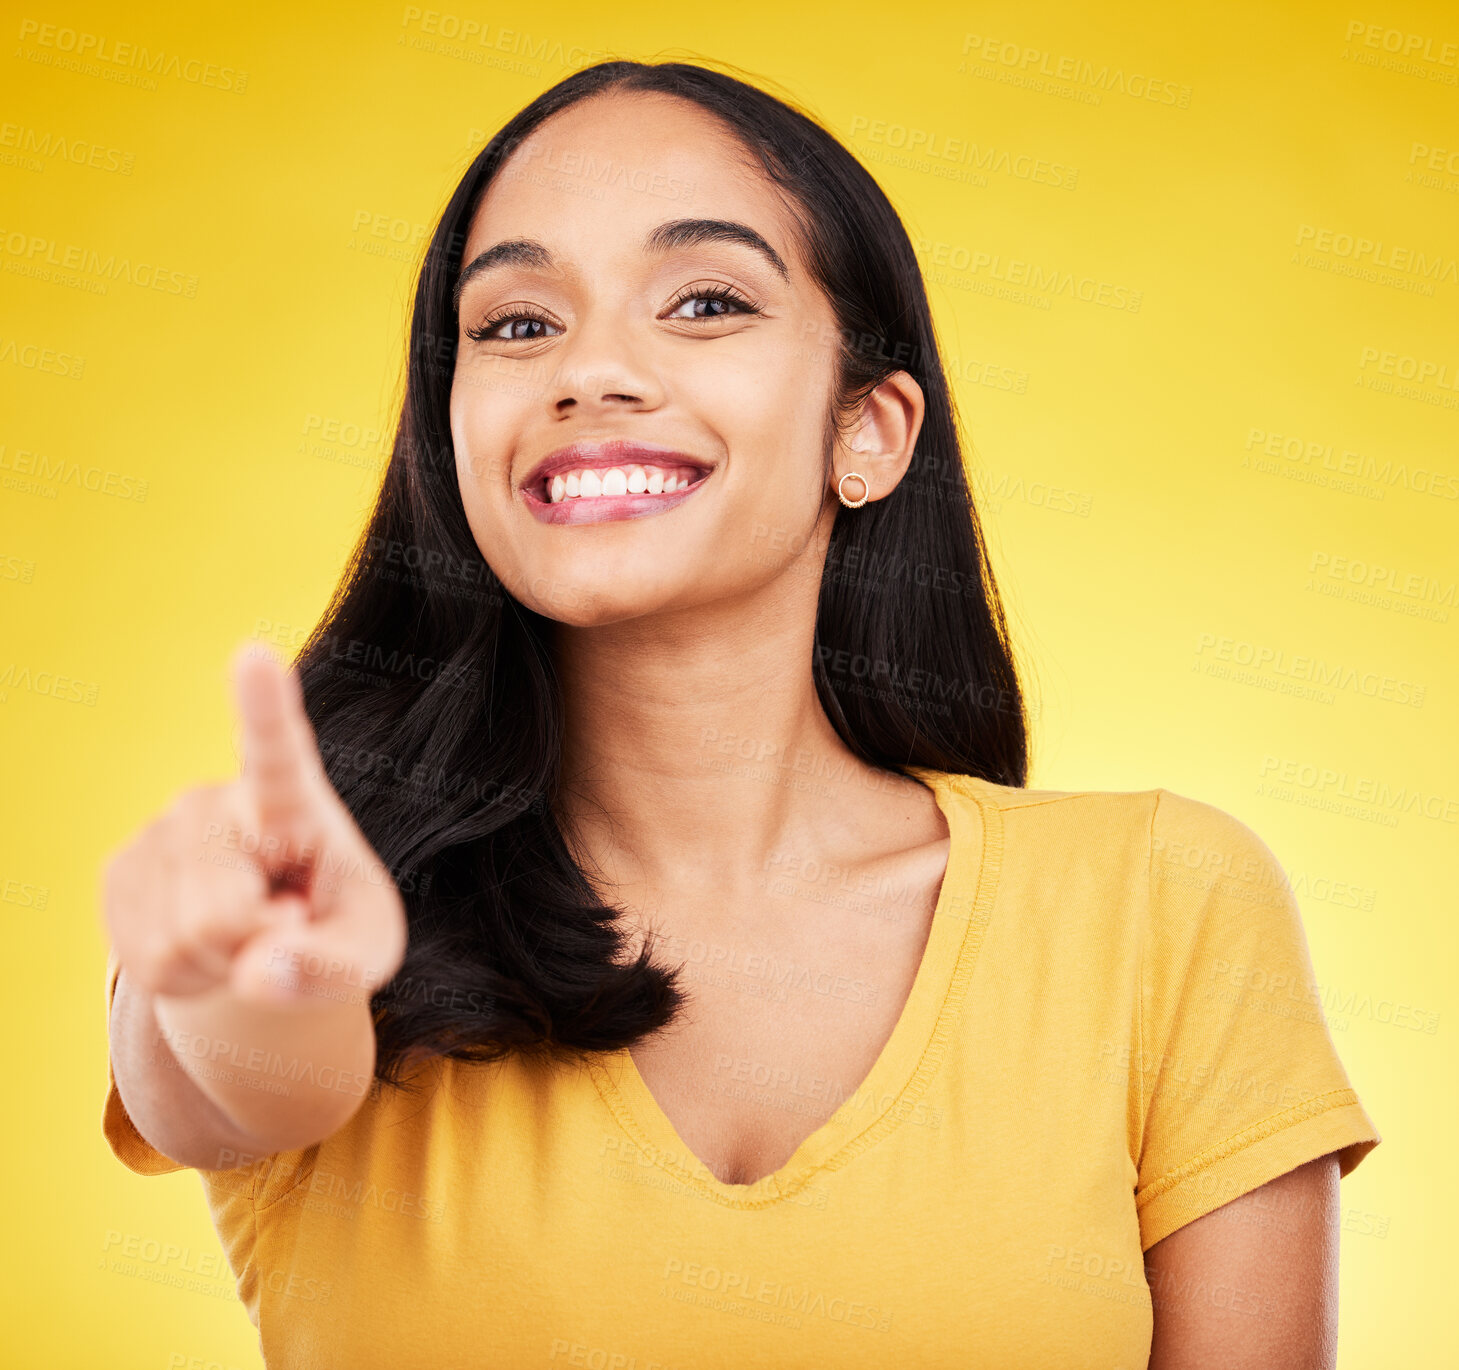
[{"left": 544, "top": 463, "right": 704, "bottom": 502}]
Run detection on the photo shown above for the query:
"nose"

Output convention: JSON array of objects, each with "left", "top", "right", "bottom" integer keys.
[{"left": 547, "top": 313, "right": 664, "bottom": 417}]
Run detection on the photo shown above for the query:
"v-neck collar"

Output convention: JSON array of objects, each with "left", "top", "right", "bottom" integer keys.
[{"left": 584, "top": 768, "right": 1003, "bottom": 1209}]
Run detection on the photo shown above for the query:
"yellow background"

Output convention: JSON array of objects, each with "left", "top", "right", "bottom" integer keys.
[{"left": 3, "top": 0, "right": 1454, "bottom": 1365}]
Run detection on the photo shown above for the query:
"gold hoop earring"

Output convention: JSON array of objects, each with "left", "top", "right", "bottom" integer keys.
[{"left": 837, "top": 472, "right": 869, "bottom": 509}]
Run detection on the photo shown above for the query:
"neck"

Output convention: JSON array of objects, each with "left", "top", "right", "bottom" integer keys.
[{"left": 553, "top": 584, "right": 888, "bottom": 897}]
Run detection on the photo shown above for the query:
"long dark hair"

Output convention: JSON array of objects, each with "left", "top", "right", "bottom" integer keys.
[{"left": 291, "top": 58, "right": 1029, "bottom": 1089}]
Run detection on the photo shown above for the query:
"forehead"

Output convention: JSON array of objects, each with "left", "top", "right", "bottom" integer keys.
[{"left": 461, "top": 91, "right": 803, "bottom": 271}]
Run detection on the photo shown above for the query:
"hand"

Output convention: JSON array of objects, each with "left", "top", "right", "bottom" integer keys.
[{"left": 102, "top": 642, "right": 409, "bottom": 1009}]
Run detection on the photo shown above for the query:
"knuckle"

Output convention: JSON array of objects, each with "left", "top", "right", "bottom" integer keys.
[
  {"left": 220, "top": 777, "right": 253, "bottom": 814},
  {"left": 174, "top": 877, "right": 257, "bottom": 936},
  {"left": 168, "top": 905, "right": 217, "bottom": 953},
  {"left": 126, "top": 945, "right": 173, "bottom": 997},
  {"left": 169, "top": 785, "right": 208, "bottom": 817},
  {"left": 169, "top": 782, "right": 233, "bottom": 829},
  {"left": 122, "top": 960, "right": 158, "bottom": 996},
  {"left": 152, "top": 940, "right": 207, "bottom": 991},
  {"left": 162, "top": 794, "right": 206, "bottom": 839}
]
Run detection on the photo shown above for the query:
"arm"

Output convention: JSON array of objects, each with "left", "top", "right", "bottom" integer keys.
[
  {"left": 101, "top": 644, "right": 406, "bottom": 1173},
  {"left": 109, "top": 959, "right": 378, "bottom": 1169},
  {"left": 1146, "top": 1155, "right": 1340, "bottom": 1370}
]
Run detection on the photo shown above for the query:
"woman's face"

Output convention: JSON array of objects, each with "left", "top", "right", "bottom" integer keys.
[{"left": 449, "top": 92, "right": 859, "bottom": 626}]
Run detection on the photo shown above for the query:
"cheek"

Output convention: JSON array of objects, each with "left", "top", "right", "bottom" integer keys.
[
  {"left": 449, "top": 373, "right": 513, "bottom": 510},
  {"left": 687, "top": 341, "right": 830, "bottom": 506},
  {"left": 448, "top": 389, "right": 467, "bottom": 482},
  {"left": 693, "top": 350, "right": 831, "bottom": 575},
  {"left": 751, "top": 407, "right": 828, "bottom": 540}
]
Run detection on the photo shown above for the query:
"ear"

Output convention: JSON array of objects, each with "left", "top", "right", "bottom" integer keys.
[{"left": 833, "top": 370, "right": 926, "bottom": 505}]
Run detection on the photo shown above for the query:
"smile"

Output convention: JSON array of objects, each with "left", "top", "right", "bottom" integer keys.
[{"left": 520, "top": 443, "right": 715, "bottom": 525}]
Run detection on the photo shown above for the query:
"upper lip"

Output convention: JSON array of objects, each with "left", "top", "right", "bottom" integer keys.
[{"left": 521, "top": 439, "right": 715, "bottom": 494}]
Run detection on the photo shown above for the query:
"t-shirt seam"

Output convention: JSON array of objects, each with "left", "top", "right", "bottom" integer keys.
[
  {"left": 586, "top": 778, "right": 1004, "bottom": 1210},
  {"left": 816, "top": 787, "right": 1006, "bottom": 1186},
  {"left": 250, "top": 1145, "right": 324, "bottom": 1214},
  {"left": 952, "top": 777, "right": 1164, "bottom": 813},
  {"left": 1134, "top": 1085, "right": 1360, "bottom": 1209},
  {"left": 588, "top": 1058, "right": 786, "bottom": 1209}
]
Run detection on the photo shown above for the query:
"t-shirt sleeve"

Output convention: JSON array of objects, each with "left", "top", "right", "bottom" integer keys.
[
  {"left": 1134, "top": 788, "right": 1381, "bottom": 1251},
  {"left": 102, "top": 945, "right": 190, "bottom": 1176}
]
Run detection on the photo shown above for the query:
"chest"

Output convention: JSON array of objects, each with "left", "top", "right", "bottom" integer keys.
[
  {"left": 237, "top": 835, "right": 1159, "bottom": 1368},
  {"left": 624, "top": 885, "right": 941, "bottom": 1188},
  {"left": 245, "top": 1029, "right": 1154, "bottom": 1370}
]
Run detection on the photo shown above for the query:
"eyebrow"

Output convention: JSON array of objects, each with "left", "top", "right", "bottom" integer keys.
[{"left": 451, "top": 217, "right": 790, "bottom": 312}]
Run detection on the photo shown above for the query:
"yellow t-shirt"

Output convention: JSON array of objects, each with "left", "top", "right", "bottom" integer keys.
[{"left": 102, "top": 769, "right": 1380, "bottom": 1368}]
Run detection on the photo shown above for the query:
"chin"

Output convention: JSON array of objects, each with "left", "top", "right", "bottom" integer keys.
[{"left": 513, "top": 570, "right": 689, "bottom": 627}]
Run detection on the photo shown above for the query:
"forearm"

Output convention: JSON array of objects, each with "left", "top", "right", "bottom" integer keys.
[{"left": 112, "top": 965, "right": 378, "bottom": 1165}]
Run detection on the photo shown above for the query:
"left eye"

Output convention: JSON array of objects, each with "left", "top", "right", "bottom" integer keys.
[{"left": 664, "top": 291, "right": 755, "bottom": 320}]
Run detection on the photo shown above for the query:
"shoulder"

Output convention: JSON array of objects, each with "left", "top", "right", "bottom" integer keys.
[
  {"left": 923, "top": 770, "right": 1273, "bottom": 853},
  {"left": 912, "top": 765, "right": 1164, "bottom": 849},
  {"left": 915, "top": 765, "right": 1159, "bottom": 818},
  {"left": 913, "top": 770, "right": 1291, "bottom": 905}
]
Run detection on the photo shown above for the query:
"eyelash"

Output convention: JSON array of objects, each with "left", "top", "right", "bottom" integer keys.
[{"left": 463, "top": 285, "right": 762, "bottom": 343}]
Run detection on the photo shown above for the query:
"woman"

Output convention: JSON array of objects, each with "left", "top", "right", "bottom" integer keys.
[{"left": 102, "top": 59, "right": 1380, "bottom": 1368}]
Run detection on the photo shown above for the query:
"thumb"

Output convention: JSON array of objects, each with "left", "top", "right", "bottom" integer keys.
[{"left": 229, "top": 894, "right": 314, "bottom": 1004}]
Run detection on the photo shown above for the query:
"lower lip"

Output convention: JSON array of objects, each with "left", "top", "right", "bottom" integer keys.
[{"left": 522, "top": 471, "right": 712, "bottom": 525}]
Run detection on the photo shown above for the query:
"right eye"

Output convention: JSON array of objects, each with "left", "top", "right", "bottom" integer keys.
[{"left": 465, "top": 311, "right": 562, "bottom": 343}]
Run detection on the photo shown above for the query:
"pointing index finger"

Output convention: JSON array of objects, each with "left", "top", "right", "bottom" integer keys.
[{"left": 231, "top": 643, "right": 327, "bottom": 855}]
